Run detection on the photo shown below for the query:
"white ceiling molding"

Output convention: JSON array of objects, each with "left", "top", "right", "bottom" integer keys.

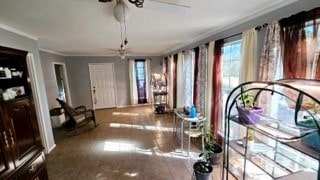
[
  {"left": 0, "top": 23, "right": 38, "bottom": 41},
  {"left": 65, "top": 53, "right": 162, "bottom": 57},
  {"left": 163, "top": 0, "right": 298, "bottom": 55},
  {"left": 38, "top": 48, "right": 66, "bottom": 57}
]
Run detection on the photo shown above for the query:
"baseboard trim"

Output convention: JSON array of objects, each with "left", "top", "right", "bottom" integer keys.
[
  {"left": 117, "top": 103, "right": 152, "bottom": 108},
  {"left": 47, "top": 144, "right": 56, "bottom": 154}
]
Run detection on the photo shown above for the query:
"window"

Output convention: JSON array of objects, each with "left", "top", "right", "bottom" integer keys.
[
  {"left": 220, "top": 40, "right": 242, "bottom": 134},
  {"left": 222, "top": 40, "right": 242, "bottom": 95}
]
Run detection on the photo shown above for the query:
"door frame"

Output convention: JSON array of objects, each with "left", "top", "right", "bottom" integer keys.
[
  {"left": 52, "top": 62, "right": 72, "bottom": 105},
  {"left": 88, "top": 63, "right": 118, "bottom": 109}
]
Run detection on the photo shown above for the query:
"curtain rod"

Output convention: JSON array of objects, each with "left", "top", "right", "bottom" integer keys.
[
  {"left": 255, "top": 23, "right": 268, "bottom": 31},
  {"left": 167, "top": 23, "right": 269, "bottom": 59}
]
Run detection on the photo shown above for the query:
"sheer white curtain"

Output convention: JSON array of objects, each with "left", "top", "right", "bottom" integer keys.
[
  {"left": 145, "top": 59, "right": 152, "bottom": 103},
  {"left": 182, "top": 50, "right": 195, "bottom": 108},
  {"left": 240, "top": 28, "right": 257, "bottom": 83},
  {"left": 167, "top": 55, "right": 174, "bottom": 110},
  {"left": 128, "top": 59, "right": 138, "bottom": 105},
  {"left": 176, "top": 52, "right": 184, "bottom": 108},
  {"left": 206, "top": 41, "right": 215, "bottom": 123}
]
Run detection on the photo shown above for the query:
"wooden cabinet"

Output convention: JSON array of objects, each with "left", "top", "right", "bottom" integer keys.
[
  {"left": 0, "top": 46, "right": 47, "bottom": 179},
  {"left": 17, "top": 153, "right": 48, "bottom": 180}
]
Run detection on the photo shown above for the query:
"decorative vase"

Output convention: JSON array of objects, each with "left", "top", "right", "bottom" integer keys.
[
  {"left": 237, "top": 106, "right": 263, "bottom": 125},
  {"left": 242, "top": 139, "right": 254, "bottom": 149}
]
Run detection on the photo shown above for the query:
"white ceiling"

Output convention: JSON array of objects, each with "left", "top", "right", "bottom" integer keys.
[{"left": 0, "top": 0, "right": 297, "bottom": 56}]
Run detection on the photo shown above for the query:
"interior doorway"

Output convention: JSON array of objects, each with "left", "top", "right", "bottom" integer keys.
[{"left": 53, "top": 62, "right": 71, "bottom": 104}]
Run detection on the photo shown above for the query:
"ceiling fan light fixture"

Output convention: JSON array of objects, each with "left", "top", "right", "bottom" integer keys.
[
  {"left": 120, "top": 52, "right": 126, "bottom": 59},
  {"left": 113, "top": 0, "right": 130, "bottom": 23}
]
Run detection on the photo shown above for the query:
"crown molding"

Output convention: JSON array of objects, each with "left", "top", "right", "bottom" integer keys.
[
  {"left": 162, "top": 0, "right": 298, "bottom": 56},
  {"left": 38, "top": 48, "right": 66, "bottom": 56},
  {"left": 0, "top": 23, "right": 38, "bottom": 41},
  {"left": 64, "top": 53, "right": 162, "bottom": 57}
]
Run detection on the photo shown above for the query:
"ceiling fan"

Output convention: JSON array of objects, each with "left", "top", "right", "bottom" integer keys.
[
  {"left": 99, "top": 0, "right": 144, "bottom": 8},
  {"left": 98, "top": 0, "right": 191, "bottom": 9},
  {"left": 105, "top": 47, "right": 132, "bottom": 59}
]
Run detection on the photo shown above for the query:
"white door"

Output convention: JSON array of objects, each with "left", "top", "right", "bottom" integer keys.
[{"left": 89, "top": 63, "right": 117, "bottom": 109}]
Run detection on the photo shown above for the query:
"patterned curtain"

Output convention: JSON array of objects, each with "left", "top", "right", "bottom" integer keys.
[
  {"left": 182, "top": 50, "right": 195, "bottom": 108},
  {"left": 176, "top": 52, "right": 184, "bottom": 108},
  {"left": 196, "top": 45, "right": 208, "bottom": 115},
  {"left": 258, "top": 21, "right": 283, "bottom": 117},
  {"left": 259, "top": 21, "right": 282, "bottom": 81}
]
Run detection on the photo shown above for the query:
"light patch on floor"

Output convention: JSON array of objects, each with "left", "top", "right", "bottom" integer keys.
[
  {"left": 110, "top": 122, "right": 173, "bottom": 132},
  {"left": 103, "top": 141, "right": 137, "bottom": 152},
  {"left": 112, "top": 112, "right": 139, "bottom": 116}
]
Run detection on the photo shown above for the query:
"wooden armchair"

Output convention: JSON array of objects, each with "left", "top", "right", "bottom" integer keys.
[{"left": 56, "top": 99, "right": 97, "bottom": 134}]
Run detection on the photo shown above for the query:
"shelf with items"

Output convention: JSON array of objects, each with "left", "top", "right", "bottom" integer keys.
[
  {"left": 227, "top": 148, "right": 274, "bottom": 180},
  {"left": 151, "top": 73, "right": 167, "bottom": 114},
  {"left": 227, "top": 149, "right": 318, "bottom": 180},
  {"left": 223, "top": 80, "right": 320, "bottom": 180},
  {"left": 0, "top": 53, "right": 30, "bottom": 104},
  {"left": 229, "top": 114, "right": 319, "bottom": 160},
  {"left": 228, "top": 126, "right": 317, "bottom": 179}
]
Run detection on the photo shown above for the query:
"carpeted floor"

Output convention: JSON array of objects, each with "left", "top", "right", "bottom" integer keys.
[{"left": 46, "top": 105, "right": 222, "bottom": 180}]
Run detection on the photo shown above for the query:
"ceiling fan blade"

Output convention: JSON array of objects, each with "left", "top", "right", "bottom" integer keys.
[
  {"left": 98, "top": 0, "right": 113, "bottom": 3},
  {"left": 148, "top": 0, "right": 191, "bottom": 8}
]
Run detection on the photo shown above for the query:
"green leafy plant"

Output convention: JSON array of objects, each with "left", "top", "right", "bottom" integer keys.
[
  {"left": 200, "top": 122, "right": 214, "bottom": 144},
  {"left": 194, "top": 122, "right": 222, "bottom": 173},
  {"left": 247, "top": 129, "right": 254, "bottom": 141},
  {"left": 239, "top": 91, "right": 256, "bottom": 108},
  {"left": 304, "top": 99, "right": 320, "bottom": 114}
]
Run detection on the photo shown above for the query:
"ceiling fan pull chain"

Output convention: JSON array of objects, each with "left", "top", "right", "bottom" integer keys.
[
  {"left": 120, "top": 22, "right": 124, "bottom": 49},
  {"left": 123, "top": 2, "right": 128, "bottom": 46}
]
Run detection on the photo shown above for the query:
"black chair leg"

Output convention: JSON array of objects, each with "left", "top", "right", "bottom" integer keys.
[{"left": 92, "top": 114, "right": 97, "bottom": 127}]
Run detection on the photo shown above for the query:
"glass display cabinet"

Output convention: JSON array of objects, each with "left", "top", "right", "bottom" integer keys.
[{"left": 223, "top": 79, "right": 320, "bottom": 180}]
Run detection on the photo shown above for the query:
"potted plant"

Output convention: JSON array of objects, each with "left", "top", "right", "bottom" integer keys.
[
  {"left": 201, "top": 122, "right": 223, "bottom": 165},
  {"left": 242, "top": 129, "right": 254, "bottom": 149},
  {"left": 193, "top": 123, "right": 222, "bottom": 180},
  {"left": 237, "top": 90, "right": 263, "bottom": 125},
  {"left": 193, "top": 151, "right": 213, "bottom": 180}
]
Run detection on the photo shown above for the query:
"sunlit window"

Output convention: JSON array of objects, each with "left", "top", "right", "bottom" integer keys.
[
  {"left": 220, "top": 40, "right": 242, "bottom": 134},
  {"left": 222, "top": 40, "right": 242, "bottom": 94}
]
